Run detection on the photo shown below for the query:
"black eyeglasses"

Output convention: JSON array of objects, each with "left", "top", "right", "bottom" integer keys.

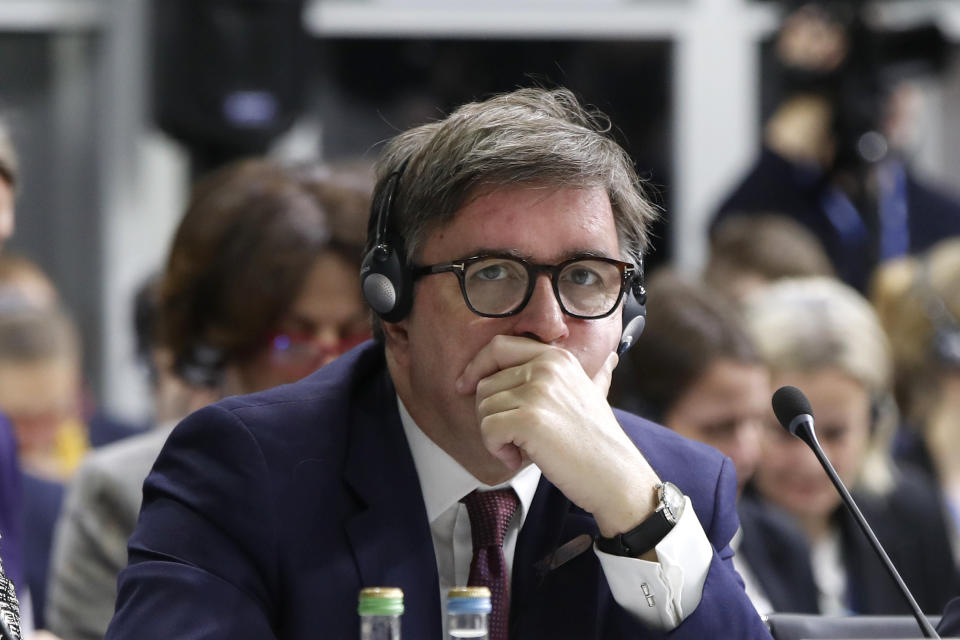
[{"left": 413, "top": 254, "right": 639, "bottom": 319}]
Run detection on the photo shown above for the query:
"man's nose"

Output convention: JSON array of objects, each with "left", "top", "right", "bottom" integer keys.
[{"left": 512, "top": 274, "right": 569, "bottom": 344}]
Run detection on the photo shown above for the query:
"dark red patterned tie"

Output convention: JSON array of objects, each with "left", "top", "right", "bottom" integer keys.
[{"left": 462, "top": 488, "right": 520, "bottom": 640}]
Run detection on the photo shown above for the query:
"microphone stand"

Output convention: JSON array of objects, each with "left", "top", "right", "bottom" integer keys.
[{"left": 798, "top": 423, "right": 940, "bottom": 639}]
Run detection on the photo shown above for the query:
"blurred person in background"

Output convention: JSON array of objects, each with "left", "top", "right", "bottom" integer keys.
[
  {"left": 610, "top": 270, "right": 817, "bottom": 615},
  {"left": 0, "top": 254, "right": 146, "bottom": 449},
  {"left": 0, "top": 305, "right": 87, "bottom": 631},
  {"left": 0, "top": 306, "right": 86, "bottom": 483},
  {"left": 0, "top": 256, "right": 58, "bottom": 312},
  {"left": 744, "top": 276, "right": 960, "bottom": 615},
  {"left": 0, "top": 116, "right": 25, "bottom": 640},
  {"left": 45, "top": 158, "right": 371, "bottom": 640},
  {"left": 705, "top": 213, "right": 835, "bottom": 304},
  {"left": 871, "top": 237, "right": 960, "bottom": 567},
  {"left": 714, "top": 2, "right": 960, "bottom": 293}
]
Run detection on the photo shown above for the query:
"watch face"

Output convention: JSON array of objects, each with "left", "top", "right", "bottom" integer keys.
[{"left": 660, "top": 482, "right": 686, "bottom": 524}]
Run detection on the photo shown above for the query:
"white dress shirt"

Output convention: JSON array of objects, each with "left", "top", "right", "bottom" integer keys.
[
  {"left": 397, "top": 398, "right": 713, "bottom": 632},
  {"left": 811, "top": 528, "right": 850, "bottom": 616}
]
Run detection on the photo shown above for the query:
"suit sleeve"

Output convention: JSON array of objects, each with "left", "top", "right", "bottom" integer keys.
[
  {"left": 106, "top": 405, "right": 279, "bottom": 640},
  {"left": 605, "top": 455, "right": 774, "bottom": 639}
]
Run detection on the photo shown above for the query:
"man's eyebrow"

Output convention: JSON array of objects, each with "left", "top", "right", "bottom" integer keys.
[
  {"left": 465, "top": 247, "right": 529, "bottom": 260},
  {"left": 560, "top": 249, "right": 614, "bottom": 261},
  {"left": 462, "top": 248, "right": 616, "bottom": 262}
]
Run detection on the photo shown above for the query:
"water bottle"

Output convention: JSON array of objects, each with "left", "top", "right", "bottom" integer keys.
[
  {"left": 446, "top": 586, "right": 491, "bottom": 639},
  {"left": 358, "top": 587, "right": 403, "bottom": 640}
]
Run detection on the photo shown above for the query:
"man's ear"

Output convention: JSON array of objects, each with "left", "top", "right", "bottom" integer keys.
[{"left": 381, "top": 319, "right": 411, "bottom": 368}]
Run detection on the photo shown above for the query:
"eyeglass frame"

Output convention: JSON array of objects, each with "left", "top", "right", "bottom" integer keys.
[{"left": 411, "top": 252, "right": 641, "bottom": 320}]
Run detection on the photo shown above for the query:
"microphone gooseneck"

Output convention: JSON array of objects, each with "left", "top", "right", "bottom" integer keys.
[{"left": 771, "top": 385, "right": 941, "bottom": 639}]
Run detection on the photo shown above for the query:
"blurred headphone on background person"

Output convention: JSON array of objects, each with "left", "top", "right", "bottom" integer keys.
[
  {"left": 914, "top": 256, "right": 960, "bottom": 369},
  {"left": 173, "top": 340, "right": 226, "bottom": 389},
  {"left": 359, "top": 161, "right": 647, "bottom": 355}
]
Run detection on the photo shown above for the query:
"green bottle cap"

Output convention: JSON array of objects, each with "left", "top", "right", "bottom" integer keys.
[{"left": 358, "top": 587, "right": 405, "bottom": 616}]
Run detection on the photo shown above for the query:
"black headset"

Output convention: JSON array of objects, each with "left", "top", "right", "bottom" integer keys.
[
  {"left": 359, "top": 162, "right": 647, "bottom": 354},
  {"left": 360, "top": 163, "right": 414, "bottom": 323}
]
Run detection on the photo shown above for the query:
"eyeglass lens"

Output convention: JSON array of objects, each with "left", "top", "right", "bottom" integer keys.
[{"left": 463, "top": 257, "right": 623, "bottom": 317}]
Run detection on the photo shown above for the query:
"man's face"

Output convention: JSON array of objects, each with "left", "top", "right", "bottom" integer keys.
[{"left": 385, "top": 185, "right": 624, "bottom": 479}]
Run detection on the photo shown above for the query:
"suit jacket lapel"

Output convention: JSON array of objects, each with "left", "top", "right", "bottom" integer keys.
[
  {"left": 343, "top": 364, "right": 441, "bottom": 639},
  {"left": 511, "top": 477, "right": 600, "bottom": 631}
]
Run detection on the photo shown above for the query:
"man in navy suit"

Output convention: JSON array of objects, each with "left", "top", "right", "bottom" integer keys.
[{"left": 108, "top": 88, "right": 772, "bottom": 639}]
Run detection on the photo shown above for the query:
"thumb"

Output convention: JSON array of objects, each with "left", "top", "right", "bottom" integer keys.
[{"left": 591, "top": 351, "right": 619, "bottom": 395}]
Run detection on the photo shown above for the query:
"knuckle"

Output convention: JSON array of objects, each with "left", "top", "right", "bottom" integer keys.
[{"left": 476, "top": 393, "right": 495, "bottom": 416}]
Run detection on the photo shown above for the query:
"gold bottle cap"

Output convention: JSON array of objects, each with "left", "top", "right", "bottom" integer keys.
[
  {"left": 358, "top": 587, "right": 404, "bottom": 616},
  {"left": 447, "top": 586, "right": 491, "bottom": 599}
]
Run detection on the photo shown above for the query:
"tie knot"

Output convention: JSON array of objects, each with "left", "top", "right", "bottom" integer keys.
[{"left": 462, "top": 488, "right": 519, "bottom": 548}]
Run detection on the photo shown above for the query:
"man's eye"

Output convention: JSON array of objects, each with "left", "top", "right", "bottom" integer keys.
[
  {"left": 476, "top": 265, "right": 508, "bottom": 281},
  {"left": 470, "top": 260, "right": 524, "bottom": 282},
  {"left": 565, "top": 268, "right": 600, "bottom": 286}
]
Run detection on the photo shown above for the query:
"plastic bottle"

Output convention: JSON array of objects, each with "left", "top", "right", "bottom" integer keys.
[
  {"left": 358, "top": 586, "right": 403, "bottom": 640},
  {"left": 446, "top": 586, "right": 491, "bottom": 639}
]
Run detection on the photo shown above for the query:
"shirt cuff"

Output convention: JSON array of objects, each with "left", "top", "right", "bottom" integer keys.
[{"left": 594, "top": 497, "right": 712, "bottom": 630}]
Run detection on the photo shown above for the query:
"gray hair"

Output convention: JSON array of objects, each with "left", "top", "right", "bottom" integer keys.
[
  {"left": 369, "top": 87, "right": 658, "bottom": 267},
  {"left": 365, "top": 88, "right": 659, "bottom": 339}
]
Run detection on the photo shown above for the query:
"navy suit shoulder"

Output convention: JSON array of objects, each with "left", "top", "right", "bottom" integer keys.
[{"left": 109, "top": 342, "right": 436, "bottom": 640}]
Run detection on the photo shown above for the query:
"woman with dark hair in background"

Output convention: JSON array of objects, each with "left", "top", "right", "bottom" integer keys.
[
  {"left": 45, "top": 158, "right": 371, "bottom": 640},
  {"left": 610, "top": 269, "right": 818, "bottom": 615}
]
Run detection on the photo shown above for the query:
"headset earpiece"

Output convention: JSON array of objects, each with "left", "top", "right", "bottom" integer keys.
[
  {"left": 915, "top": 256, "right": 960, "bottom": 368},
  {"left": 360, "top": 163, "right": 414, "bottom": 322},
  {"left": 361, "top": 241, "right": 413, "bottom": 322},
  {"left": 618, "top": 266, "right": 647, "bottom": 356},
  {"left": 174, "top": 341, "right": 225, "bottom": 389}
]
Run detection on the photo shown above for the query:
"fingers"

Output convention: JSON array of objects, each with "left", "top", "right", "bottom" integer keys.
[
  {"left": 480, "top": 409, "right": 528, "bottom": 472},
  {"left": 493, "top": 442, "right": 525, "bottom": 471},
  {"left": 456, "top": 335, "right": 553, "bottom": 394},
  {"left": 592, "top": 352, "right": 619, "bottom": 396}
]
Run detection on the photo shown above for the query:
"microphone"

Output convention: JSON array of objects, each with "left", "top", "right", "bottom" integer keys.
[{"left": 771, "top": 385, "right": 941, "bottom": 639}]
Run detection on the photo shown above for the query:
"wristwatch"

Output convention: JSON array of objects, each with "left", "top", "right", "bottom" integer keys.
[{"left": 595, "top": 482, "right": 686, "bottom": 558}]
